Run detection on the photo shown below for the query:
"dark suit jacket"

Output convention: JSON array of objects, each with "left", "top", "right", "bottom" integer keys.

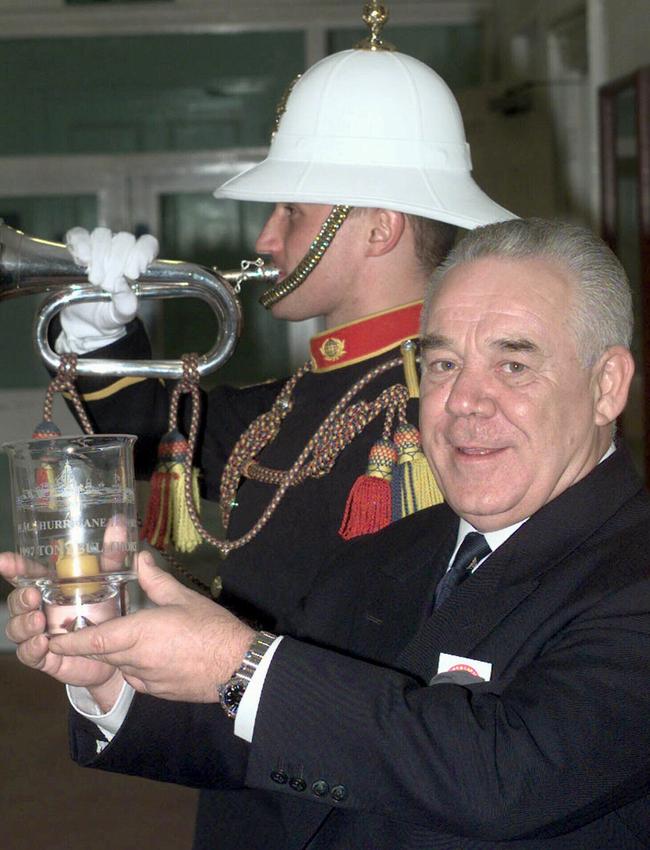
[{"left": 70, "top": 447, "right": 650, "bottom": 848}]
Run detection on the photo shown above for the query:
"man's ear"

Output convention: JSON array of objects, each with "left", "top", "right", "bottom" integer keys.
[
  {"left": 366, "top": 209, "right": 406, "bottom": 257},
  {"left": 593, "top": 346, "right": 635, "bottom": 426}
]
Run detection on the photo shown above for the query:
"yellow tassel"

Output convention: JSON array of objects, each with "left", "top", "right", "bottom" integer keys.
[
  {"left": 404, "top": 450, "right": 444, "bottom": 512},
  {"left": 392, "top": 424, "right": 444, "bottom": 519},
  {"left": 168, "top": 462, "right": 203, "bottom": 553}
]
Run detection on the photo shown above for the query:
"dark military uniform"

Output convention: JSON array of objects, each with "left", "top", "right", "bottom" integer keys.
[{"left": 69, "top": 301, "right": 424, "bottom": 629}]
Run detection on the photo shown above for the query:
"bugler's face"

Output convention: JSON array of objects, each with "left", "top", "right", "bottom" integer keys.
[
  {"left": 419, "top": 255, "right": 616, "bottom": 531},
  {"left": 255, "top": 203, "right": 365, "bottom": 325}
]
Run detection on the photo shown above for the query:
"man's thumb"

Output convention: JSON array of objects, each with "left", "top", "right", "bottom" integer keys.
[{"left": 136, "top": 551, "right": 184, "bottom": 605}]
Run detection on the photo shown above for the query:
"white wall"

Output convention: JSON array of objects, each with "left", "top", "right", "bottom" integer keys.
[
  {"left": 604, "top": 0, "right": 650, "bottom": 79},
  {"left": 490, "top": 0, "right": 649, "bottom": 224}
]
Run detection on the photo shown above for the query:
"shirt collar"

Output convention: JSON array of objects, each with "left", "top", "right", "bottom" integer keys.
[{"left": 451, "top": 518, "right": 524, "bottom": 567}]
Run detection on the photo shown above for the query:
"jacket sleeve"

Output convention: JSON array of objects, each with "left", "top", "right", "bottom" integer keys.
[
  {"left": 69, "top": 692, "right": 249, "bottom": 790},
  {"left": 243, "top": 576, "right": 650, "bottom": 841}
]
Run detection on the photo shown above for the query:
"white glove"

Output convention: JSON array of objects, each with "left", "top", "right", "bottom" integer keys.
[{"left": 57, "top": 227, "right": 159, "bottom": 354}]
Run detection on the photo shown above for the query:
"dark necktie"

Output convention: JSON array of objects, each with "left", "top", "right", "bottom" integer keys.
[{"left": 434, "top": 532, "right": 491, "bottom": 609}]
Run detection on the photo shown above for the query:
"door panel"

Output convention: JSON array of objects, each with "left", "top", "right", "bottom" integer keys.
[{"left": 600, "top": 68, "right": 650, "bottom": 478}]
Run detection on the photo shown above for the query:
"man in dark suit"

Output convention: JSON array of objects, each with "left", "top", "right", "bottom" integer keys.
[{"left": 6, "top": 217, "right": 650, "bottom": 848}]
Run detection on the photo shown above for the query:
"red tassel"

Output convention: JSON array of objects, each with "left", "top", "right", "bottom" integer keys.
[
  {"left": 338, "top": 437, "right": 397, "bottom": 541},
  {"left": 35, "top": 466, "right": 51, "bottom": 487},
  {"left": 141, "top": 468, "right": 172, "bottom": 550},
  {"left": 338, "top": 475, "right": 392, "bottom": 541},
  {"left": 30, "top": 422, "right": 61, "bottom": 507}
]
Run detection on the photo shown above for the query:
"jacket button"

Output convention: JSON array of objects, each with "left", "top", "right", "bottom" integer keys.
[
  {"left": 270, "top": 770, "right": 288, "bottom": 785},
  {"left": 289, "top": 777, "right": 306, "bottom": 792},
  {"left": 330, "top": 784, "right": 348, "bottom": 802},
  {"left": 311, "top": 779, "right": 329, "bottom": 797}
]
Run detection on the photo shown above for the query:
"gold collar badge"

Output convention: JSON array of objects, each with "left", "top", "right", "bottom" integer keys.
[{"left": 319, "top": 337, "right": 347, "bottom": 362}]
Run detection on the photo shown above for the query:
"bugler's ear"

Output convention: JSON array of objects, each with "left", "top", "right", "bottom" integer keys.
[
  {"left": 593, "top": 346, "right": 635, "bottom": 426},
  {"left": 366, "top": 209, "right": 406, "bottom": 256}
]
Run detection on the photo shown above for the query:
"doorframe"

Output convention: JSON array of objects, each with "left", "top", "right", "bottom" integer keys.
[{"left": 599, "top": 66, "right": 650, "bottom": 479}]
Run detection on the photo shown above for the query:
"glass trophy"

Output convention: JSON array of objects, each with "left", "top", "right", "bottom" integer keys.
[{"left": 3, "top": 434, "right": 138, "bottom": 635}]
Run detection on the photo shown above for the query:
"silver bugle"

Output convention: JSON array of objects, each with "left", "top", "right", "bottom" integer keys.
[{"left": 0, "top": 221, "right": 279, "bottom": 380}]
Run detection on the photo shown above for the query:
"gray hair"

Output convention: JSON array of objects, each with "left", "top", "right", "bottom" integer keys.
[{"left": 421, "top": 218, "right": 633, "bottom": 367}]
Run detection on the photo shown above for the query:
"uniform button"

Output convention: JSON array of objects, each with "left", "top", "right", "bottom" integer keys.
[
  {"left": 270, "top": 770, "right": 288, "bottom": 785},
  {"left": 289, "top": 777, "right": 307, "bottom": 792},
  {"left": 330, "top": 784, "right": 348, "bottom": 802},
  {"left": 311, "top": 779, "right": 329, "bottom": 797}
]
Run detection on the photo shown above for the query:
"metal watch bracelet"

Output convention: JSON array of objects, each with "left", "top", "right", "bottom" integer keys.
[{"left": 218, "top": 630, "right": 277, "bottom": 720}]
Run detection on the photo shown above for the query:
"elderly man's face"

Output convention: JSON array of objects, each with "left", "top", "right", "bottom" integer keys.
[{"left": 419, "top": 255, "right": 617, "bottom": 531}]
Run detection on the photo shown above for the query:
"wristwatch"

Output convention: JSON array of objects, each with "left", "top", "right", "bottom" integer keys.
[{"left": 218, "top": 630, "right": 277, "bottom": 719}]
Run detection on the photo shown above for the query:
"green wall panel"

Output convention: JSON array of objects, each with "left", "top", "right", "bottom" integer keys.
[
  {"left": 328, "top": 23, "right": 484, "bottom": 89},
  {"left": 0, "top": 32, "right": 305, "bottom": 155}
]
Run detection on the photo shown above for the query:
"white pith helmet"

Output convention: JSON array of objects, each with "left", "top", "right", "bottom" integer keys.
[{"left": 215, "top": 47, "right": 515, "bottom": 230}]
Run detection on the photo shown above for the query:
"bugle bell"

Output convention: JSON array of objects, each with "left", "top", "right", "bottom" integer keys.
[{"left": 0, "top": 220, "right": 279, "bottom": 380}]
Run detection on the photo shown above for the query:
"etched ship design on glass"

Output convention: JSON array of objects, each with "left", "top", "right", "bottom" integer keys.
[{"left": 18, "top": 458, "right": 135, "bottom": 510}]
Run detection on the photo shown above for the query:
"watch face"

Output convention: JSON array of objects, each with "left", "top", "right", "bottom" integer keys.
[{"left": 220, "top": 678, "right": 247, "bottom": 719}]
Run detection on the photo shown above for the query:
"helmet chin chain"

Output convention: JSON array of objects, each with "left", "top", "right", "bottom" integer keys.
[{"left": 259, "top": 204, "right": 352, "bottom": 309}]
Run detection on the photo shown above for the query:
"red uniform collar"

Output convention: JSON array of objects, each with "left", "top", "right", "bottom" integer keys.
[{"left": 309, "top": 302, "right": 422, "bottom": 373}]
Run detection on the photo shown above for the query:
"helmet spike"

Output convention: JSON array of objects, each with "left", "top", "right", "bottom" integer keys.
[{"left": 355, "top": 2, "right": 395, "bottom": 51}]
